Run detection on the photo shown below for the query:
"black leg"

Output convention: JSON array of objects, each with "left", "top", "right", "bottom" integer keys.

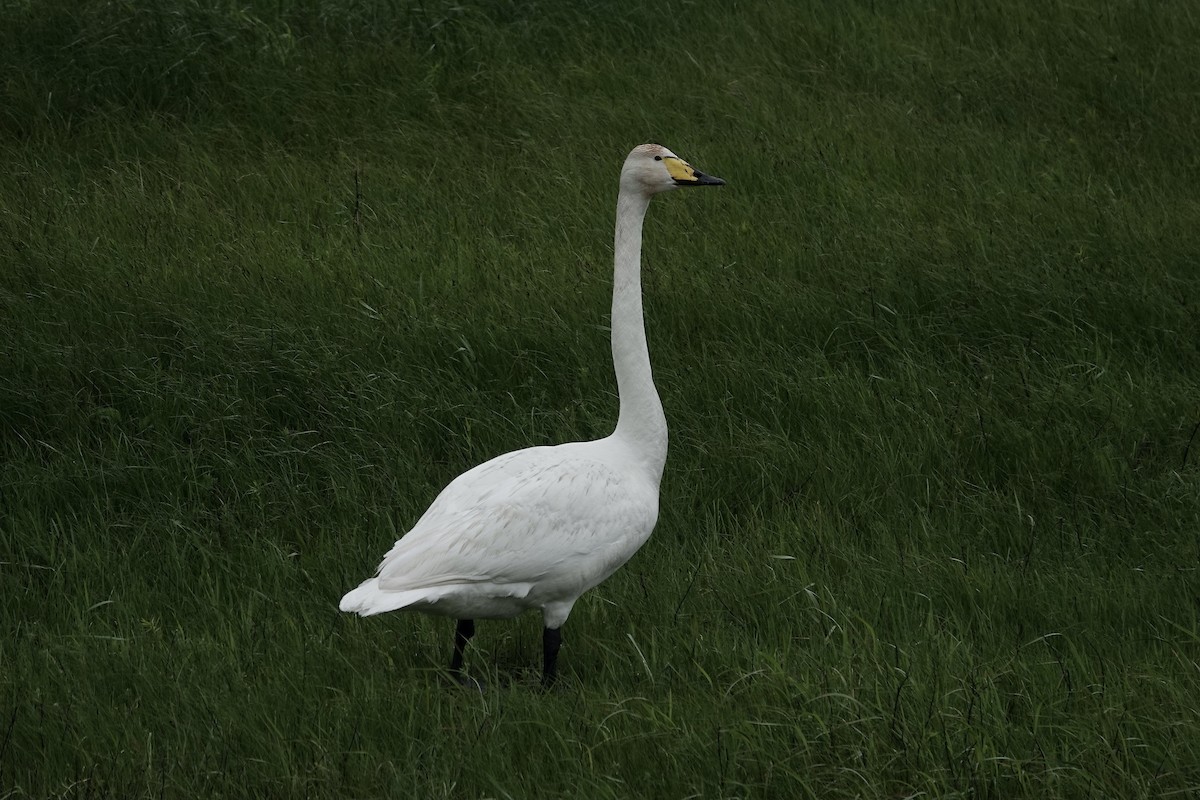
[
  {"left": 542, "top": 626, "right": 562, "bottom": 688},
  {"left": 449, "top": 618, "right": 475, "bottom": 675}
]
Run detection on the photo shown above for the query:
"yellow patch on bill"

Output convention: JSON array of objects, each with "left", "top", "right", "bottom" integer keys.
[{"left": 664, "top": 157, "right": 697, "bottom": 183}]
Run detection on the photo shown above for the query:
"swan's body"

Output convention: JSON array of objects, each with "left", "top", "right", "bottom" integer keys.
[
  {"left": 340, "top": 439, "right": 659, "bottom": 625},
  {"left": 340, "top": 144, "right": 724, "bottom": 685}
]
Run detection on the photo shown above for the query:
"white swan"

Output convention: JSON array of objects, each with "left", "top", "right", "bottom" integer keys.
[{"left": 340, "top": 144, "right": 724, "bottom": 686}]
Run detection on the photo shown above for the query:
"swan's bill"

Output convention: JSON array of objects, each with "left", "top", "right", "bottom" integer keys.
[{"left": 663, "top": 156, "right": 726, "bottom": 187}]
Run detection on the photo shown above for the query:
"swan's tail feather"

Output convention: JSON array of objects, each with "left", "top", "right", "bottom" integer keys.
[{"left": 339, "top": 579, "right": 431, "bottom": 616}]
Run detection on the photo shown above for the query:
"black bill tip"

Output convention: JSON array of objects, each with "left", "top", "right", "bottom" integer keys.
[{"left": 678, "top": 171, "right": 726, "bottom": 187}]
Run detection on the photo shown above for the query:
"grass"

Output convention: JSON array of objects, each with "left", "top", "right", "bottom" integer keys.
[{"left": 1, "top": 0, "right": 1199, "bottom": 796}]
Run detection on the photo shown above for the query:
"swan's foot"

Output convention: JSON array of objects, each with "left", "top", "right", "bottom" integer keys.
[{"left": 449, "top": 671, "right": 487, "bottom": 692}]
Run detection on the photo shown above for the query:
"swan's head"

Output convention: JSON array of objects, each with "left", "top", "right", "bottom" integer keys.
[{"left": 621, "top": 144, "right": 725, "bottom": 195}]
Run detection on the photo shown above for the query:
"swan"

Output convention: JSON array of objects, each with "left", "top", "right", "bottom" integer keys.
[{"left": 340, "top": 144, "right": 725, "bottom": 686}]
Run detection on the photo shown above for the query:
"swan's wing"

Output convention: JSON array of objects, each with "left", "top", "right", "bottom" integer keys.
[{"left": 374, "top": 446, "right": 657, "bottom": 593}]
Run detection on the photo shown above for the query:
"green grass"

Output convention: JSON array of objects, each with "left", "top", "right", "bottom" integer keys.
[{"left": 2, "top": 0, "right": 1199, "bottom": 797}]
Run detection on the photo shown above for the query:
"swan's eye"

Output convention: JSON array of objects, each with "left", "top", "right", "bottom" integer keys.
[{"left": 654, "top": 156, "right": 662, "bottom": 161}]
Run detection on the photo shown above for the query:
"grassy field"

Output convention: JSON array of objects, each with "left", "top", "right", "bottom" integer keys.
[{"left": 2, "top": 0, "right": 1199, "bottom": 797}]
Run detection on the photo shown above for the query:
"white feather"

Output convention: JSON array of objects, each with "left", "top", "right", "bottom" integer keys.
[{"left": 340, "top": 440, "right": 658, "bottom": 627}]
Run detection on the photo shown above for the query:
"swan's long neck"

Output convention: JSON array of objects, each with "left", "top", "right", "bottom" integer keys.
[{"left": 611, "top": 187, "right": 667, "bottom": 482}]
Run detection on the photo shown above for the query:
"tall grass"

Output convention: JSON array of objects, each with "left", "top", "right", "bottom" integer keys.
[{"left": 2, "top": 0, "right": 1198, "bottom": 797}]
